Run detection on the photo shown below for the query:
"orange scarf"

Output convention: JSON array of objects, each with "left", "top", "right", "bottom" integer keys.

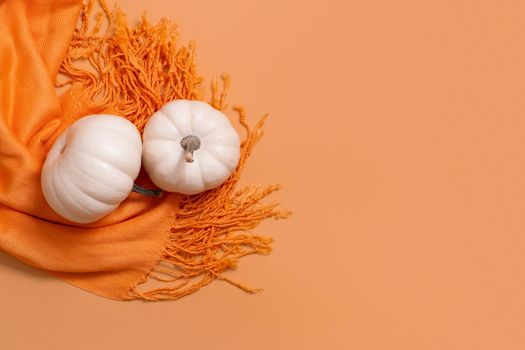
[{"left": 0, "top": 0, "right": 287, "bottom": 301}]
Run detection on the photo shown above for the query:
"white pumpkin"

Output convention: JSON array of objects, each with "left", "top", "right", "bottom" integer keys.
[
  {"left": 142, "top": 100, "right": 241, "bottom": 195},
  {"left": 41, "top": 115, "right": 143, "bottom": 223}
]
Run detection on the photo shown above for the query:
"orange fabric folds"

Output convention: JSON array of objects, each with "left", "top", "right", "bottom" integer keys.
[{"left": 0, "top": 0, "right": 287, "bottom": 300}]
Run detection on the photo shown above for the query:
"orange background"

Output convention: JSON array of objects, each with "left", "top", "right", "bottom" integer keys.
[{"left": 2, "top": 0, "right": 525, "bottom": 349}]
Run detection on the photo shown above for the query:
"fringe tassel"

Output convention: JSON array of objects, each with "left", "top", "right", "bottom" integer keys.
[
  {"left": 60, "top": 0, "right": 289, "bottom": 301},
  {"left": 59, "top": 0, "right": 202, "bottom": 132}
]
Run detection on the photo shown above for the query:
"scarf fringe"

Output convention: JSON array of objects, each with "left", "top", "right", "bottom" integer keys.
[
  {"left": 60, "top": 0, "right": 289, "bottom": 301},
  {"left": 131, "top": 106, "right": 289, "bottom": 301},
  {"left": 59, "top": 0, "right": 202, "bottom": 132}
]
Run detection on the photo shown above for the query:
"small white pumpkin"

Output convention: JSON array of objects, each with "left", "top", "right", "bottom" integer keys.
[
  {"left": 41, "top": 115, "right": 143, "bottom": 223},
  {"left": 142, "top": 100, "right": 241, "bottom": 195}
]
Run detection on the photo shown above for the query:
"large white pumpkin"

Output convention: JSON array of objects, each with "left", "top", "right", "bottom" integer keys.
[
  {"left": 142, "top": 100, "right": 241, "bottom": 195},
  {"left": 41, "top": 115, "right": 142, "bottom": 223}
]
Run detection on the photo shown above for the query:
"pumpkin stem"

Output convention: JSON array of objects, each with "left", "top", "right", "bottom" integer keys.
[
  {"left": 180, "top": 135, "right": 201, "bottom": 163},
  {"left": 132, "top": 184, "right": 163, "bottom": 198}
]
